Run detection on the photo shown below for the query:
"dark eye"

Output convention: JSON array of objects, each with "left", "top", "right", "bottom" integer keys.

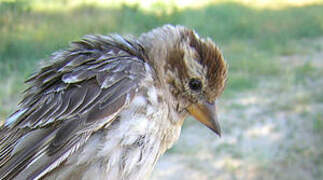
[{"left": 189, "top": 79, "right": 202, "bottom": 91}]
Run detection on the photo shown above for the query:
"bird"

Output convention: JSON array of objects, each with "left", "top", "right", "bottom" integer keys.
[{"left": 0, "top": 24, "right": 227, "bottom": 180}]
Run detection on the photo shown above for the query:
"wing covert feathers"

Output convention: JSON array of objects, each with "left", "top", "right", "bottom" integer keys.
[{"left": 0, "top": 34, "right": 147, "bottom": 179}]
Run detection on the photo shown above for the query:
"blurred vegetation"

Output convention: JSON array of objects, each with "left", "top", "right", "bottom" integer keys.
[{"left": 1, "top": 0, "right": 323, "bottom": 117}]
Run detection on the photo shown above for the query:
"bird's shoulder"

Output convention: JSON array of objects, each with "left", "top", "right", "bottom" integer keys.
[{"left": 6, "top": 34, "right": 148, "bottom": 128}]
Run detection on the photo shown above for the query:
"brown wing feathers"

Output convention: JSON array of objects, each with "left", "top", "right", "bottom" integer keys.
[{"left": 0, "top": 34, "right": 146, "bottom": 179}]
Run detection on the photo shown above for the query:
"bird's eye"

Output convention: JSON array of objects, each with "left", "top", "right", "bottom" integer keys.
[{"left": 189, "top": 79, "right": 202, "bottom": 91}]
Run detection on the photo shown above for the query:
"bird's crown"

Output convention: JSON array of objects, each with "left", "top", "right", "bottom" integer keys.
[{"left": 140, "top": 25, "right": 227, "bottom": 103}]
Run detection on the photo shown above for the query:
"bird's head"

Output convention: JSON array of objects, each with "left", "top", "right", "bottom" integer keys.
[{"left": 140, "top": 25, "right": 228, "bottom": 136}]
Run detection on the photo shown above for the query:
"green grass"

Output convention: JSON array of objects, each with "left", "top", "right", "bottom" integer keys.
[
  {"left": 1, "top": 0, "right": 323, "bottom": 118},
  {"left": 294, "top": 62, "right": 318, "bottom": 83},
  {"left": 313, "top": 112, "right": 323, "bottom": 134}
]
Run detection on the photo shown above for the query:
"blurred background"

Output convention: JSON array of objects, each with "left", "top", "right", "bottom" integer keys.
[{"left": 0, "top": 0, "right": 323, "bottom": 179}]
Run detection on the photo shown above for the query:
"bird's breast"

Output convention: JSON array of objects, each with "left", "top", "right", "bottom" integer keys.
[{"left": 53, "top": 87, "right": 182, "bottom": 180}]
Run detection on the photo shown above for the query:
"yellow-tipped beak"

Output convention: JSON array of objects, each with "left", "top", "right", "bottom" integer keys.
[{"left": 186, "top": 102, "right": 221, "bottom": 136}]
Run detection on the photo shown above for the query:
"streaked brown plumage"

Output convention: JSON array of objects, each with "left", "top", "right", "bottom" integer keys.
[{"left": 0, "top": 25, "right": 227, "bottom": 180}]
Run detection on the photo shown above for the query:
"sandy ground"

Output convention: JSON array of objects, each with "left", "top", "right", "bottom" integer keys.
[{"left": 152, "top": 49, "right": 323, "bottom": 180}]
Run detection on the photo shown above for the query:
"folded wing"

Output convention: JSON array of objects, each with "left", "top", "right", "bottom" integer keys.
[{"left": 0, "top": 35, "right": 147, "bottom": 179}]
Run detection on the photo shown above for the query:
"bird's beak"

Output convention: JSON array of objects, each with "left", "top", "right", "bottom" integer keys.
[{"left": 186, "top": 102, "right": 221, "bottom": 136}]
